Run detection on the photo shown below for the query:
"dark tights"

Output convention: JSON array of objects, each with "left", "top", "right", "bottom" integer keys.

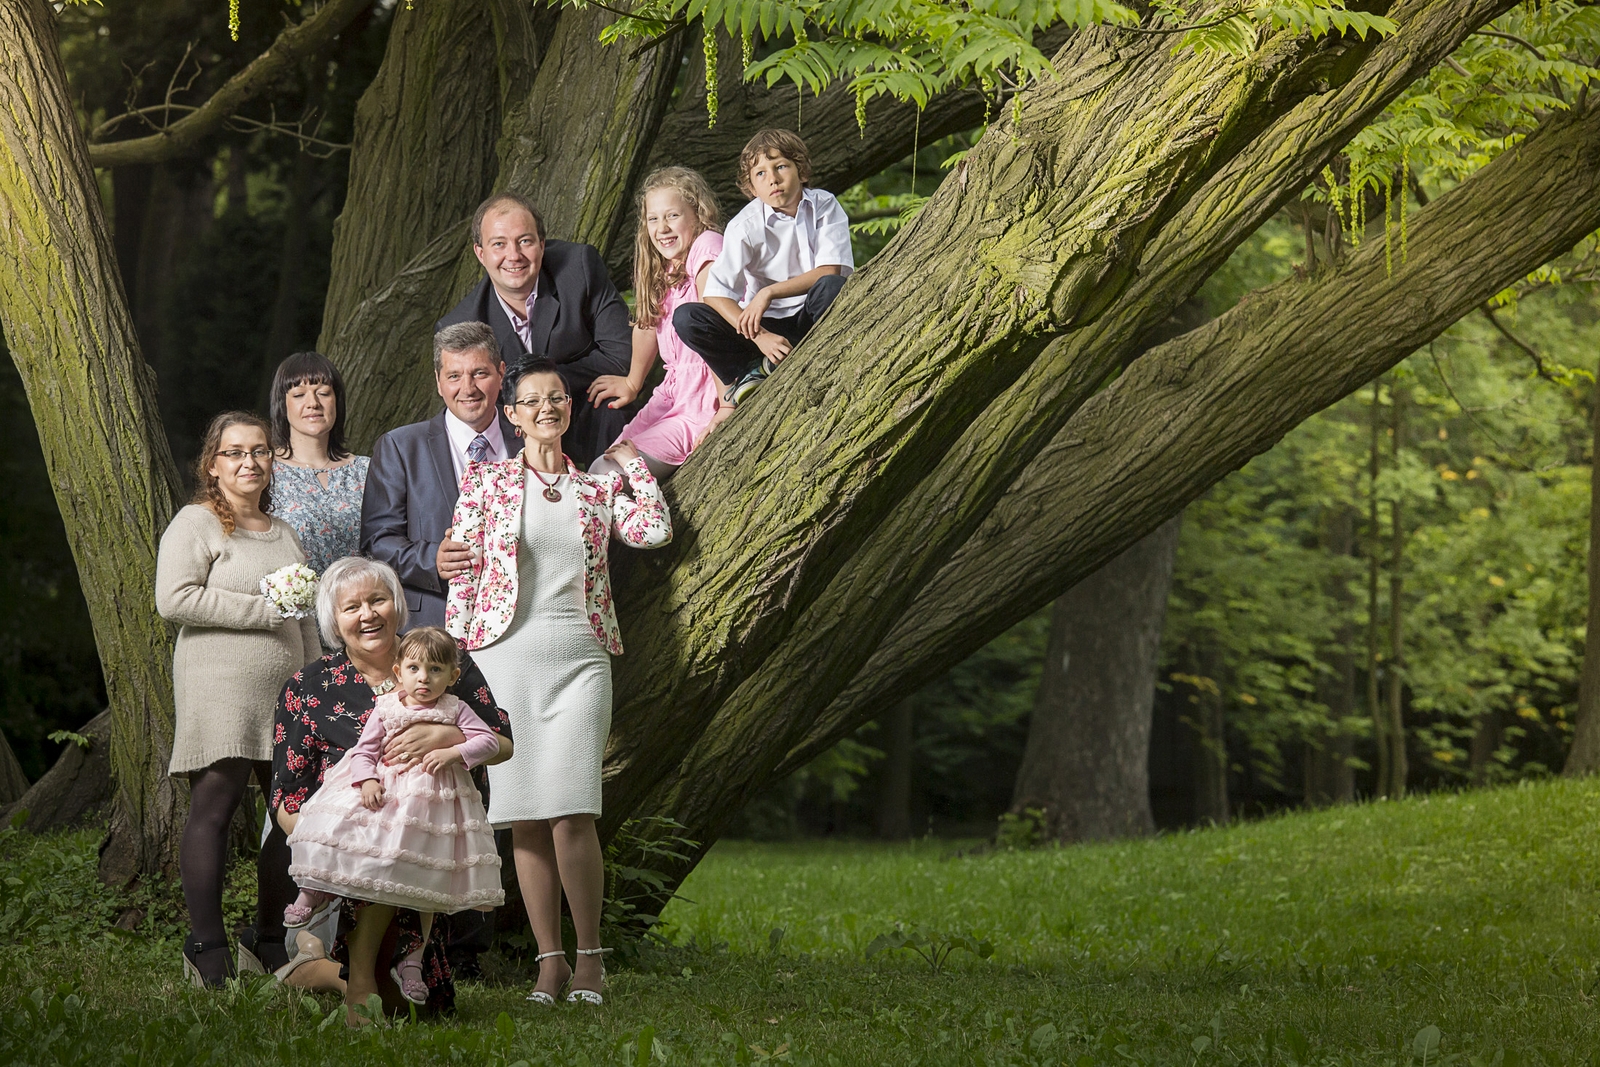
[{"left": 181, "top": 759, "right": 296, "bottom": 949}]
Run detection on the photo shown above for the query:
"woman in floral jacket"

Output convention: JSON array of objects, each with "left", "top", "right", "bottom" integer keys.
[{"left": 445, "top": 356, "right": 671, "bottom": 1006}]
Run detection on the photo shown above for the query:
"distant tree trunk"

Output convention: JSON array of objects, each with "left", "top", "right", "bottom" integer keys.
[
  {"left": 2, "top": 711, "right": 115, "bottom": 832},
  {"left": 1366, "top": 381, "right": 1391, "bottom": 795},
  {"left": 1189, "top": 647, "right": 1230, "bottom": 826},
  {"left": 1386, "top": 388, "right": 1408, "bottom": 797},
  {"left": 1305, "top": 507, "right": 1356, "bottom": 806},
  {"left": 1009, "top": 515, "right": 1181, "bottom": 842},
  {"left": 0, "top": 729, "right": 27, "bottom": 806},
  {"left": 1565, "top": 372, "right": 1600, "bottom": 774},
  {"left": 263, "top": 151, "right": 318, "bottom": 366},
  {"left": 1471, "top": 708, "right": 1502, "bottom": 783},
  {"left": 873, "top": 700, "right": 915, "bottom": 841},
  {"left": 0, "top": 0, "right": 183, "bottom": 882}
]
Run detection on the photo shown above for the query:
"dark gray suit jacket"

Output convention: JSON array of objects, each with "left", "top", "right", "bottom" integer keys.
[
  {"left": 437, "top": 240, "right": 634, "bottom": 466},
  {"left": 359, "top": 411, "right": 520, "bottom": 629}
]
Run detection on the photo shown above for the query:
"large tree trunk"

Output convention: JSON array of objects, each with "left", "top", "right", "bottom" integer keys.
[
  {"left": 613, "top": 0, "right": 1527, "bottom": 859},
  {"left": 326, "top": 2, "right": 683, "bottom": 449},
  {"left": 1, "top": 710, "right": 114, "bottom": 833},
  {"left": 1565, "top": 372, "right": 1600, "bottom": 774},
  {"left": 0, "top": 729, "right": 27, "bottom": 806},
  {"left": 0, "top": 0, "right": 184, "bottom": 882},
  {"left": 670, "top": 62, "right": 1600, "bottom": 884},
  {"left": 1009, "top": 516, "right": 1181, "bottom": 842},
  {"left": 873, "top": 700, "right": 915, "bottom": 841}
]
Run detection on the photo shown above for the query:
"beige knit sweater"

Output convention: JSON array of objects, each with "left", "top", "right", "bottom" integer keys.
[{"left": 156, "top": 505, "right": 321, "bottom": 774}]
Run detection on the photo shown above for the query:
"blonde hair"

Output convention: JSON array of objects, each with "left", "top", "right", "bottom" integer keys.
[{"left": 632, "top": 167, "right": 721, "bottom": 329}]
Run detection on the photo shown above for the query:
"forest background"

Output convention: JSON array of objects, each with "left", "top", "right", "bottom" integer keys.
[{"left": 2, "top": 0, "right": 1599, "bottom": 847}]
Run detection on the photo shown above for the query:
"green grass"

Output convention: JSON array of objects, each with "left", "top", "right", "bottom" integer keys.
[{"left": 6, "top": 779, "right": 1600, "bottom": 1064}]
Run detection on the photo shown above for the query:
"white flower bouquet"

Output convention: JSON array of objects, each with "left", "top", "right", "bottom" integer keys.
[{"left": 261, "top": 563, "right": 320, "bottom": 620}]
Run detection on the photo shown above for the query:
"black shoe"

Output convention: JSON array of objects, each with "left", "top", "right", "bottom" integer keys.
[
  {"left": 237, "top": 925, "right": 290, "bottom": 974},
  {"left": 182, "top": 933, "right": 236, "bottom": 989}
]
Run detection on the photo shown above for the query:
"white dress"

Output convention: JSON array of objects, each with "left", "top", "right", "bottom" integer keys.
[{"left": 474, "top": 474, "right": 612, "bottom": 823}]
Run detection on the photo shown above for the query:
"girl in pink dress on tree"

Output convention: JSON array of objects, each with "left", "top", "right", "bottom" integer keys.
[
  {"left": 284, "top": 627, "right": 505, "bottom": 1004},
  {"left": 588, "top": 167, "right": 726, "bottom": 479}
]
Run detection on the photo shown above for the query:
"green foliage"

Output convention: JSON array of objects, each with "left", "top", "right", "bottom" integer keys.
[
  {"left": 562, "top": 0, "right": 1400, "bottom": 130},
  {"left": 994, "top": 805, "right": 1047, "bottom": 849},
  {"left": 863, "top": 922, "right": 994, "bottom": 972},
  {"left": 602, "top": 816, "right": 701, "bottom": 952}
]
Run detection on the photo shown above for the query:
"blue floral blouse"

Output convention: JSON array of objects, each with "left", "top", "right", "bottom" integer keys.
[{"left": 271, "top": 457, "right": 370, "bottom": 576}]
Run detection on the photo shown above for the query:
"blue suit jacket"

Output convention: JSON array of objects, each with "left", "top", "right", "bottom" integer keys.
[{"left": 359, "top": 411, "right": 520, "bottom": 628}]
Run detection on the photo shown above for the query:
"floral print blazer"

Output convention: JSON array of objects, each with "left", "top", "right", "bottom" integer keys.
[{"left": 444, "top": 454, "right": 671, "bottom": 654}]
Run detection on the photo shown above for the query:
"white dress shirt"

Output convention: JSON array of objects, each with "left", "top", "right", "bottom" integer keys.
[
  {"left": 496, "top": 285, "right": 539, "bottom": 354},
  {"left": 703, "top": 188, "right": 854, "bottom": 315},
  {"left": 444, "top": 410, "right": 509, "bottom": 486}
]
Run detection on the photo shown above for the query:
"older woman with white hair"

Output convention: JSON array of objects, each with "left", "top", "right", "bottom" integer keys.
[{"left": 270, "top": 556, "right": 511, "bottom": 1020}]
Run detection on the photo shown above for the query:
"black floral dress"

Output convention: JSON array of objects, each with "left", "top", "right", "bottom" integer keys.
[{"left": 271, "top": 650, "right": 511, "bottom": 1012}]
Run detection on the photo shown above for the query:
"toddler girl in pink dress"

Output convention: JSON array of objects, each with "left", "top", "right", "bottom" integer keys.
[
  {"left": 284, "top": 627, "right": 504, "bottom": 1002},
  {"left": 588, "top": 166, "right": 725, "bottom": 479}
]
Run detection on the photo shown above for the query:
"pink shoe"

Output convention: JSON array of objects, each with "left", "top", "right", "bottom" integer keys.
[
  {"left": 391, "top": 959, "right": 428, "bottom": 1005},
  {"left": 284, "top": 889, "right": 335, "bottom": 928}
]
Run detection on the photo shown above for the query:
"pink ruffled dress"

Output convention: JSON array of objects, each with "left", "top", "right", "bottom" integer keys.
[
  {"left": 616, "top": 229, "right": 724, "bottom": 465},
  {"left": 286, "top": 692, "right": 504, "bottom": 913}
]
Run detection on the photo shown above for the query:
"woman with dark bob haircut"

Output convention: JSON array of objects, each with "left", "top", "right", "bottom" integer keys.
[{"left": 268, "top": 351, "right": 370, "bottom": 576}]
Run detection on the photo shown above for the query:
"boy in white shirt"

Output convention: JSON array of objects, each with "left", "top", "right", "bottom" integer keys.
[{"left": 673, "top": 128, "right": 855, "bottom": 406}]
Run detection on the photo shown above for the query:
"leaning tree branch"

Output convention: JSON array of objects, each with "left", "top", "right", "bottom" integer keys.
[
  {"left": 1480, "top": 303, "right": 1561, "bottom": 381},
  {"left": 86, "top": 0, "right": 372, "bottom": 168},
  {"left": 775, "top": 91, "right": 1600, "bottom": 793}
]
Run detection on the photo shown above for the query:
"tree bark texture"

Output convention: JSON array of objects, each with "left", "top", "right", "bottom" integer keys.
[
  {"left": 1009, "top": 515, "right": 1181, "bottom": 842},
  {"left": 613, "top": 0, "right": 1523, "bottom": 861},
  {"left": 326, "top": 3, "right": 684, "bottom": 449},
  {"left": 0, "top": 0, "right": 184, "bottom": 881},
  {"left": 1565, "top": 371, "right": 1600, "bottom": 774}
]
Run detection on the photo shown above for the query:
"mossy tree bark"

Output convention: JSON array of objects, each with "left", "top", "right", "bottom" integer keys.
[
  {"left": 608, "top": 0, "right": 1524, "bottom": 851},
  {"left": 0, "top": 0, "right": 184, "bottom": 882}
]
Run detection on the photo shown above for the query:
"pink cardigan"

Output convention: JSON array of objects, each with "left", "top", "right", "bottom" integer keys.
[{"left": 444, "top": 455, "right": 672, "bottom": 654}]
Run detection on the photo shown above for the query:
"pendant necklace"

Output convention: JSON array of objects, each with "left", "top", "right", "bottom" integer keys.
[{"left": 530, "top": 465, "right": 564, "bottom": 503}]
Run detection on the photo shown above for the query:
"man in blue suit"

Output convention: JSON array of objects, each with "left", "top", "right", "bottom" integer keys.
[{"left": 360, "top": 320, "right": 521, "bottom": 629}]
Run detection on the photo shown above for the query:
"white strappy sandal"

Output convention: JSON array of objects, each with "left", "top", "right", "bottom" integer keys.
[
  {"left": 566, "top": 947, "right": 609, "bottom": 1005},
  {"left": 526, "top": 950, "right": 569, "bottom": 1005}
]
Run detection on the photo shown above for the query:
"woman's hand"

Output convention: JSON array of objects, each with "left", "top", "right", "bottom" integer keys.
[
  {"left": 383, "top": 722, "right": 466, "bottom": 765},
  {"left": 604, "top": 440, "right": 641, "bottom": 466},
  {"left": 419, "top": 746, "right": 464, "bottom": 774},
  {"left": 587, "top": 375, "right": 640, "bottom": 410},
  {"left": 360, "top": 779, "right": 385, "bottom": 811}
]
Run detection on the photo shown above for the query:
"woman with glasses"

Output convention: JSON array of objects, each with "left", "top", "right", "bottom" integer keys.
[
  {"left": 155, "top": 411, "right": 321, "bottom": 987},
  {"left": 445, "top": 358, "right": 671, "bottom": 1006}
]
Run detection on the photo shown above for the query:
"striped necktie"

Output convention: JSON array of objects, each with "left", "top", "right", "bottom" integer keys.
[{"left": 467, "top": 433, "right": 490, "bottom": 464}]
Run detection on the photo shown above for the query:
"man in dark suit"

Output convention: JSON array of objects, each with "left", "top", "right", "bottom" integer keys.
[
  {"left": 360, "top": 320, "right": 520, "bottom": 629},
  {"left": 436, "top": 192, "right": 633, "bottom": 467},
  {"left": 359, "top": 319, "right": 518, "bottom": 976}
]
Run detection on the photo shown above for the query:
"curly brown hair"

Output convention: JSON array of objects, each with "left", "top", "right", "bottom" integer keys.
[
  {"left": 737, "top": 128, "right": 813, "bottom": 198},
  {"left": 193, "top": 411, "right": 274, "bottom": 535},
  {"left": 632, "top": 167, "right": 721, "bottom": 329}
]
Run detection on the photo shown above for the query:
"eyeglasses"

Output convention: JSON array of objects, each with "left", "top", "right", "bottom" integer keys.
[
  {"left": 513, "top": 395, "right": 571, "bottom": 409},
  {"left": 216, "top": 448, "right": 274, "bottom": 461}
]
